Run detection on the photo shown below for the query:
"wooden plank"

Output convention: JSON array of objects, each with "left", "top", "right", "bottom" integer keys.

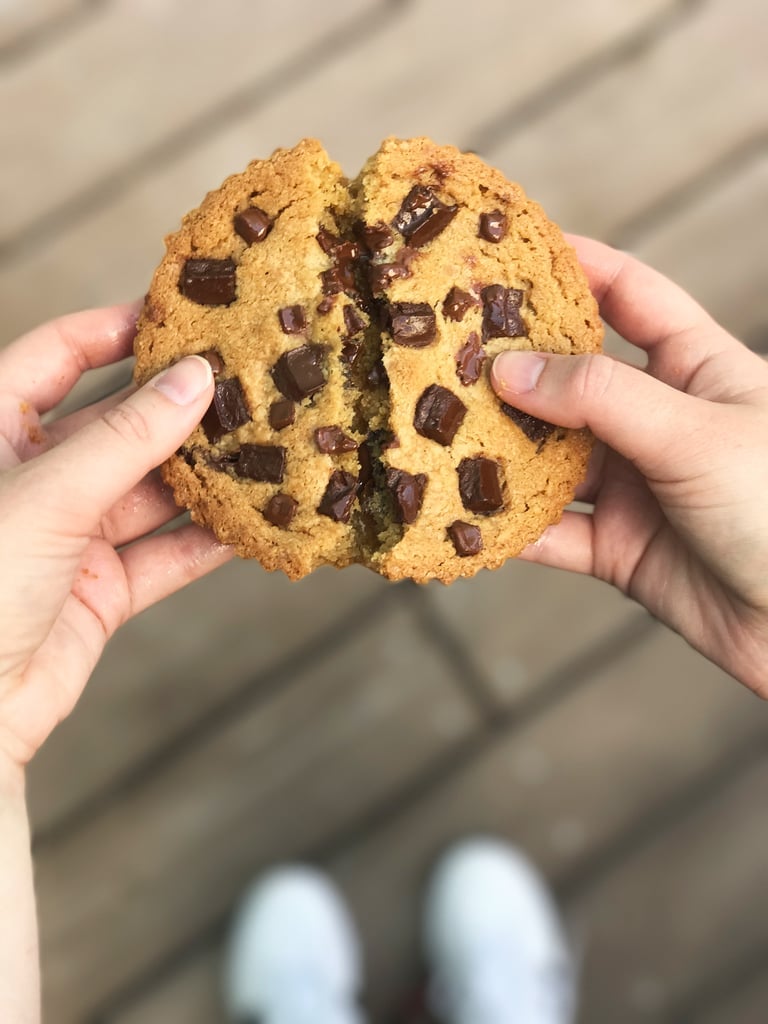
[
  {"left": 0, "top": 0, "right": 94, "bottom": 51},
  {"left": 573, "top": 755, "right": 768, "bottom": 1023},
  {"left": 111, "top": 626, "right": 763, "bottom": 1020},
  {"left": 631, "top": 148, "right": 768, "bottom": 350},
  {"left": 486, "top": 0, "right": 768, "bottom": 241},
  {"left": 426, "top": 563, "right": 644, "bottom": 708},
  {"left": 0, "top": 0, "right": 384, "bottom": 243},
  {"left": 34, "top": 600, "right": 482, "bottom": 1023},
  {"left": 28, "top": 562, "right": 387, "bottom": 835},
  {"left": 0, "top": 0, "right": 679, "bottom": 345},
  {"left": 694, "top": 967, "right": 768, "bottom": 1024},
  {"left": 328, "top": 628, "right": 762, "bottom": 1019},
  {"left": 110, "top": 948, "right": 224, "bottom": 1024}
]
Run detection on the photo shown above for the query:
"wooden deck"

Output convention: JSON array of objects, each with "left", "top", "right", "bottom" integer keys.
[{"left": 1, "top": 1, "right": 767, "bottom": 1020}]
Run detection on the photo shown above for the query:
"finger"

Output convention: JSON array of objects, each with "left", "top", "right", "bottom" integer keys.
[
  {"left": 518, "top": 511, "right": 595, "bottom": 575},
  {"left": 101, "top": 470, "right": 184, "bottom": 548},
  {"left": 572, "top": 440, "right": 608, "bottom": 503},
  {"left": 491, "top": 349, "right": 709, "bottom": 481},
  {"left": 118, "top": 521, "right": 234, "bottom": 618},
  {"left": 17, "top": 355, "right": 214, "bottom": 534},
  {"left": 565, "top": 235, "right": 750, "bottom": 390},
  {"left": 45, "top": 384, "right": 135, "bottom": 445},
  {"left": 0, "top": 302, "right": 141, "bottom": 414}
]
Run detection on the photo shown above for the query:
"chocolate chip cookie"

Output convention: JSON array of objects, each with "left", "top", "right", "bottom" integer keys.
[{"left": 133, "top": 137, "right": 602, "bottom": 582}]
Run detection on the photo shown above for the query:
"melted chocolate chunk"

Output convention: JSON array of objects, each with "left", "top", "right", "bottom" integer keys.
[
  {"left": 367, "top": 358, "right": 388, "bottom": 388},
  {"left": 278, "top": 305, "right": 306, "bottom": 334},
  {"left": 235, "top": 444, "right": 286, "bottom": 484},
  {"left": 202, "top": 377, "right": 251, "bottom": 441},
  {"left": 234, "top": 206, "right": 273, "bottom": 244},
  {"left": 271, "top": 345, "right": 326, "bottom": 402},
  {"left": 482, "top": 284, "right": 527, "bottom": 339},
  {"left": 388, "top": 301, "right": 437, "bottom": 348},
  {"left": 447, "top": 520, "right": 483, "bottom": 557},
  {"left": 368, "top": 261, "right": 410, "bottom": 293},
  {"left": 198, "top": 349, "right": 224, "bottom": 375},
  {"left": 359, "top": 221, "right": 394, "bottom": 252},
  {"left": 268, "top": 399, "right": 295, "bottom": 431},
  {"left": 393, "top": 185, "right": 458, "bottom": 247},
  {"left": 457, "top": 457, "right": 505, "bottom": 513},
  {"left": 500, "top": 403, "right": 556, "bottom": 447},
  {"left": 179, "top": 258, "right": 236, "bottom": 306},
  {"left": 455, "top": 332, "right": 487, "bottom": 385},
  {"left": 315, "top": 426, "right": 358, "bottom": 454},
  {"left": 316, "top": 227, "right": 340, "bottom": 254},
  {"left": 340, "top": 341, "right": 362, "bottom": 368},
  {"left": 321, "top": 240, "right": 360, "bottom": 295},
  {"left": 386, "top": 468, "right": 427, "bottom": 525},
  {"left": 343, "top": 304, "right": 366, "bottom": 336},
  {"left": 317, "top": 470, "right": 358, "bottom": 523},
  {"left": 263, "top": 493, "right": 297, "bottom": 529},
  {"left": 443, "top": 286, "right": 478, "bottom": 322},
  {"left": 479, "top": 210, "right": 507, "bottom": 243},
  {"left": 317, "top": 295, "right": 335, "bottom": 315},
  {"left": 414, "top": 384, "right": 467, "bottom": 446}
]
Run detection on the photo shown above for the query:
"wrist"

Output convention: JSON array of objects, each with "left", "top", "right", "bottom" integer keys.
[{"left": 0, "top": 735, "right": 26, "bottom": 806}]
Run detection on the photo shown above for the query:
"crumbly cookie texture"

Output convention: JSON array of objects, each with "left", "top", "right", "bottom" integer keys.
[{"left": 134, "top": 137, "right": 603, "bottom": 583}]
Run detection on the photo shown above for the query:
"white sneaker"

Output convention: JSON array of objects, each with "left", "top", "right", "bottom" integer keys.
[
  {"left": 224, "top": 866, "right": 368, "bottom": 1024},
  {"left": 423, "top": 839, "right": 576, "bottom": 1024}
]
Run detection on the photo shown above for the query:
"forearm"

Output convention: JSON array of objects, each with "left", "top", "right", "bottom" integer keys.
[{"left": 0, "top": 758, "right": 39, "bottom": 1024}]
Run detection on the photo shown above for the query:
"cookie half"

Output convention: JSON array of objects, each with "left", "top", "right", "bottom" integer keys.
[{"left": 134, "top": 137, "right": 602, "bottom": 582}]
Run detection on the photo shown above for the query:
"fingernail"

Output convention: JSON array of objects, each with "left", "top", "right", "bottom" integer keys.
[
  {"left": 152, "top": 356, "right": 213, "bottom": 405},
  {"left": 491, "top": 351, "right": 547, "bottom": 395}
]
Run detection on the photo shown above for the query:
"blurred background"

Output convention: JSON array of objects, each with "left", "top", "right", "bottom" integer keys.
[{"left": 1, "top": 1, "right": 767, "bottom": 1021}]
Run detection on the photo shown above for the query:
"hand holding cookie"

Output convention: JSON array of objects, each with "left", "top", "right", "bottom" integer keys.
[
  {"left": 0, "top": 305, "right": 230, "bottom": 767},
  {"left": 491, "top": 236, "right": 768, "bottom": 695}
]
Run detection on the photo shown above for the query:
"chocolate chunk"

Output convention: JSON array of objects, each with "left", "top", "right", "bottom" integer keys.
[
  {"left": 268, "top": 399, "right": 295, "bottom": 431},
  {"left": 179, "top": 258, "right": 236, "bottom": 306},
  {"left": 479, "top": 210, "right": 507, "bottom": 243},
  {"left": 455, "top": 332, "right": 487, "bottom": 385},
  {"left": 386, "top": 468, "right": 427, "bottom": 525},
  {"left": 447, "top": 520, "right": 483, "bottom": 557},
  {"left": 343, "top": 304, "right": 366, "bottom": 337},
  {"left": 388, "top": 301, "right": 437, "bottom": 347},
  {"left": 315, "top": 426, "right": 358, "bottom": 454},
  {"left": 414, "top": 384, "right": 467, "bottom": 446},
  {"left": 359, "top": 221, "right": 394, "bottom": 252},
  {"left": 206, "top": 449, "right": 239, "bottom": 470},
  {"left": 271, "top": 345, "right": 326, "bottom": 402},
  {"left": 234, "top": 206, "right": 273, "bottom": 244},
  {"left": 202, "top": 377, "right": 251, "bottom": 441},
  {"left": 198, "top": 349, "right": 224, "bottom": 375},
  {"left": 317, "top": 470, "right": 358, "bottom": 523},
  {"left": 278, "top": 305, "right": 307, "bottom": 334},
  {"left": 393, "top": 185, "right": 458, "bottom": 247},
  {"left": 443, "top": 286, "right": 478, "bottom": 322},
  {"left": 235, "top": 444, "right": 286, "bottom": 483},
  {"left": 317, "top": 227, "right": 340, "bottom": 254},
  {"left": 457, "top": 457, "right": 505, "bottom": 513},
  {"left": 482, "top": 284, "right": 527, "bottom": 339},
  {"left": 317, "top": 296, "right": 335, "bottom": 315},
  {"left": 263, "top": 493, "right": 298, "bottom": 529},
  {"left": 500, "top": 403, "right": 556, "bottom": 447}
]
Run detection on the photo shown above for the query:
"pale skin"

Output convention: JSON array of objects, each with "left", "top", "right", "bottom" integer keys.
[{"left": 1, "top": 238, "right": 767, "bottom": 1020}]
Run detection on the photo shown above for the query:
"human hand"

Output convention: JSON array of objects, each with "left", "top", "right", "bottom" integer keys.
[
  {"left": 0, "top": 304, "right": 232, "bottom": 770},
  {"left": 491, "top": 236, "right": 768, "bottom": 696}
]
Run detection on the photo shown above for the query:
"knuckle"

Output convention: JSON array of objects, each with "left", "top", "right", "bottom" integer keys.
[
  {"left": 100, "top": 402, "right": 153, "bottom": 447},
  {"left": 571, "top": 353, "right": 616, "bottom": 406}
]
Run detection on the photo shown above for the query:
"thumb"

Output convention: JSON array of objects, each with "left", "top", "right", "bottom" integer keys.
[
  {"left": 25, "top": 355, "right": 214, "bottom": 530},
  {"left": 491, "top": 350, "right": 705, "bottom": 479}
]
